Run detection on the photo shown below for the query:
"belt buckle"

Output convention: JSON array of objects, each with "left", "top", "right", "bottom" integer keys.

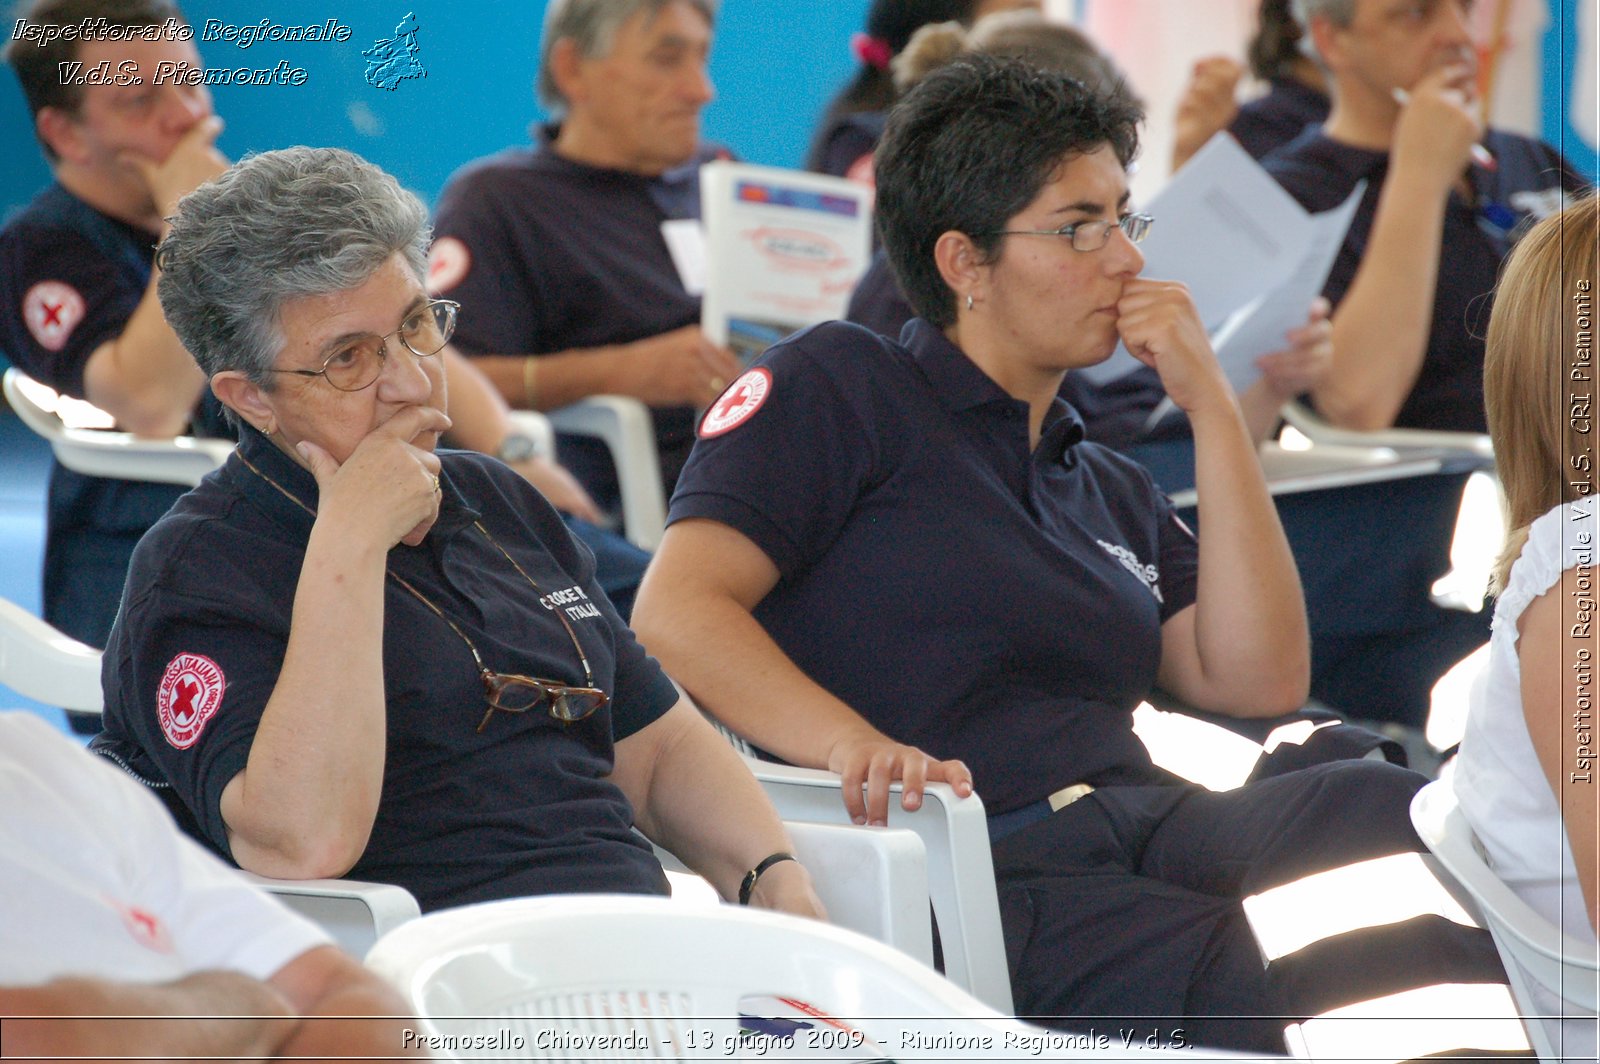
[{"left": 1047, "top": 782, "right": 1095, "bottom": 812}]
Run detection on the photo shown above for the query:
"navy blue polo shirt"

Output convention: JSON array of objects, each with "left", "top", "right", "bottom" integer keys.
[
  {"left": 433, "top": 127, "right": 729, "bottom": 505},
  {"left": 94, "top": 426, "right": 677, "bottom": 912},
  {"left": 1228, "top": 77, "right": 1329, "bottom": 161},
  {"left": 1265, "top": 128, "right": 1586, "bottom": 432},
  {"left": 0, "top": 183, "right": 230, "bottom": 653},
  {"left": 670, "top": 319, "right": 1199, "bottom": 814},
  {"left": 844, "top": 253, "right": 1168, "bottom": 454}
]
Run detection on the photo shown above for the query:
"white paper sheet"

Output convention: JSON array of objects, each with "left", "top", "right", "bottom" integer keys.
[{"left": 1210, "top": 180, "right": 1366, "bottom": 394}]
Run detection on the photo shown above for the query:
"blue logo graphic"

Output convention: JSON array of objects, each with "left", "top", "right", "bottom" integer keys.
[{"left": 363, "top": 12, "right": 425, "bottom": 91}]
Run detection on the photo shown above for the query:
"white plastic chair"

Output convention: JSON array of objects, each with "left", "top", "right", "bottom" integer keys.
[
  {"left": 546, "top": 395, "right": 666, "bottom": 550},
  {"left": 0, "top": 597, "right": 103, "bottom": 713},
  {"left": 233, "top": 871, "right": 421, "bottom": 960},
  {"left": 651, "top": 818, "right": 934, "bottom": 967},
  {"left": 1164, "top": 437, "right": 1488, "bottom": 510},
  {"left": 0, "top": 594, "right": 420, "bottom": 959},
  {"left": 1280, "top": 400, "right": 1495, "bottom": 470},
  {"left": 4, "top": 367, "right": 234, "bottom": 486},
  {"left": 366, "top": 894, "right": 1240, "bottom": 1061},
  {"left": 740, "top": 757, "right": 1013, "bottom": 1013},
  {"left": 1411, "top": 780, "right": 1599, "bottom": 1061}
]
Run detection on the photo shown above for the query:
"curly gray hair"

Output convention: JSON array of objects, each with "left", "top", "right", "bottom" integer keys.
[
  {"left": 156, "top": 147, "right": 430, "bottom": 393},
  {"left": 536, "top": 0, "right": 718, "bottom": 116}
]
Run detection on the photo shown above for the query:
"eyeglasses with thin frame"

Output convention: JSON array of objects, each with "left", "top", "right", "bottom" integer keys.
[
  {"left": 268, "top": 299, "right": 460, "bottom": 392},
  {"left": 983, "top": 212, "right": 1154, "bottom": 253},
  {"left": 385, "top": 530, "right": 610, "bottom": 734}
]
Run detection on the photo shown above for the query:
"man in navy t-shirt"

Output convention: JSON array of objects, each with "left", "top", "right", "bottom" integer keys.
[
  {"left": 0, "top": 0, "right": 229, "bottom": 708},
  {"left": 1, "top": 1, "right": 645, "bottom": 685},
  {"left": 1254, "top": 0, "right": 1588, "bottom": 726},
  {"left": 432, "top": 0, "right": 740, "bottom": 510}
]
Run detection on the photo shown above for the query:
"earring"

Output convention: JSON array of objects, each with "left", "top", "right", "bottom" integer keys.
[{"left": 965, "top": 293, "right": 974, "bottom": 312}]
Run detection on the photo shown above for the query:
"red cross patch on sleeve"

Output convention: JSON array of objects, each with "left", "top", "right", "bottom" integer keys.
[
  {"left": 156, "top": 653, "right": 226, "bottom": 750},
  {"left": 22, "top": 280, "right": 86, "bottom": 352},
  {"left": 426, "top": 237, "right": 471, "bottom": 294},
  {"left": 699, "top": 367, "right": 772, "bottom": 438}
]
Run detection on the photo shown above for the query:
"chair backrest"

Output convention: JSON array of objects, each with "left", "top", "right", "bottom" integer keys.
[
  {"left": 1411, "top": 780, "right": 1598, "bottom": 1059},
  {"left": 4, "top": 368, "right": 234, "bottom": 487},
  {"left": 365, "top": 894, "right": 1229, "bottom": 1061},
  {"left": 742, "top": 757, "right": 1012, "bottom": 1013},
  {"left": 544, "top": 396, "right": 666, "bottom": 550}
]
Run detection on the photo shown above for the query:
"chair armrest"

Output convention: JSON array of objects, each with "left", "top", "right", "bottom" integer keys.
[
  {"left": 545, "top": 396, "right": 666, "bottom": 550},
  {"left": 0, "top": 598, "right": 103, "bottom": 712},
  {"left": 1166, "top": 442, "right": 1463, "bottom": 510},
  {"left": 237, "top": 871, "right": 420, "bottom": 960},
  {"left": 1281, "top": 401, "right": 1494, "bottom": 466},
  {"left": 5, "top": 366, "right": 233, "bottom": 487},
  {"left": 50, "top": 429, "right": 233, "bottom": 486},
  {"left": 744, "top": 758, "right": 1014, "bottom": 1012}
]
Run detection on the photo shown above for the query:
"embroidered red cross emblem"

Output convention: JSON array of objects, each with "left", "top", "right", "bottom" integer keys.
[
  {"left": 170, "top": 677, "right": 200, "bottom": 725},
  {"left": 22, "top": 280, "right": 85, "bottom": 352},
  {"left": 714, "top": 382, "right": 752, "bottom": 420}
]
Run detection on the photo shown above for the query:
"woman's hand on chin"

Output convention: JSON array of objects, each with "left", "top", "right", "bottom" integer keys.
[
  {"left": 299, "top": 405, "right": 452, "bottom": 550},
  {"left": 1115, "top": 278, "right": 1233, "bottom": 416}
]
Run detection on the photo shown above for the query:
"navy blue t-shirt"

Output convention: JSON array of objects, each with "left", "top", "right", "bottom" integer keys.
[
  {"left": 0, "top": 183, "right": 229, "bottom": 650},
  {"left": 1228, "top": 78, "right": 1329, "bottom": 161},
  {"left": 1264, "top": 128, "right": 1586, "bottom": 431},
  {"left": 670, "top": 319, "right": 1199, "bottom": 814},
  {"left": 95, "top": 426, "right": 677, "bottom": 912},
  {"left": 433, "top": 129, "right": 728, "bottom": 505}
]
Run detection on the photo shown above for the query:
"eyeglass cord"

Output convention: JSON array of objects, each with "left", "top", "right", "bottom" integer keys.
[{"left": 235, "top": 448, "right": 598, "bottom": 691}]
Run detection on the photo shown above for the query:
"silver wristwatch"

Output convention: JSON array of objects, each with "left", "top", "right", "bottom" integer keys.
[{"left": 495, "top": 431, "right": 540, "bottom": 463}]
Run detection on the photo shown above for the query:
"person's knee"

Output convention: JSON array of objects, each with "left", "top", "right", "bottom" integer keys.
[{"left": 1301, "top": 759, "right": 1426, "bottom": 844}]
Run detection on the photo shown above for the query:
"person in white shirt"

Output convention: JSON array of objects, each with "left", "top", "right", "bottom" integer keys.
[
  {"left": 0, "top": 712, "right": 420, "bottom": 1060},
  {"left": 1454, "top": 194, "right": 1599, "bottom": 1061}
]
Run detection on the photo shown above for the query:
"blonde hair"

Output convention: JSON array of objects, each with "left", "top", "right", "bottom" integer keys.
[
  {"left": 1485, "top": 194, "right": 1600, "bottom": 593},
  {"left": 893, "top": 11, "right": 1138, "bottom": 107}
]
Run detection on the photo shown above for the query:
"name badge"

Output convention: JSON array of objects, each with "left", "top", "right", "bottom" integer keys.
[{"left": 661, "top": 218, "right": 707, "bottom": 296}]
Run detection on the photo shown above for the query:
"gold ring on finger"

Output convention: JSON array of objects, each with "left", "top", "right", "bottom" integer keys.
[{"left": 431, "top": 474, "right": 441, "bottom": 494}]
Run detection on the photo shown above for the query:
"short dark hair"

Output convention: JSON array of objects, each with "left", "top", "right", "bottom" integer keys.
[
  {"left": 874, "top": 53, "right": 1142, "bottom": 328},
  {"left": 4, "top": 0, "right": 185, "bottom": 159}
]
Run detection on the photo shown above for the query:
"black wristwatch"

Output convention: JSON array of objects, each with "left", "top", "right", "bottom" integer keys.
[{"left": 496, "top": 431, "right": 540, "bottom": 463}]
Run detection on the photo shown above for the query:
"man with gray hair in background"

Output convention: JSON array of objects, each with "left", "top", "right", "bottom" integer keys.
[
  {"left": 1255, "top": 0, "right": 1587, "bottom": 733},
  {"left": 432, "top": 0, "right": 739, "bottom": 516}
]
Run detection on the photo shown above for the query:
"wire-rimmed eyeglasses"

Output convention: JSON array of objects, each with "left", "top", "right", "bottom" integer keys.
[
  {"left": 983, "top": 213, "right": 1154, "bottom": 252},
  {"left": 268, "top": 299, "right": 460, "bottom": 392}
]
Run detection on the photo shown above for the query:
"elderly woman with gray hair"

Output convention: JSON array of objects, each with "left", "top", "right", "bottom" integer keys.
[{"left": 90, "top": 146, "right": 824, "bottom": 920}]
